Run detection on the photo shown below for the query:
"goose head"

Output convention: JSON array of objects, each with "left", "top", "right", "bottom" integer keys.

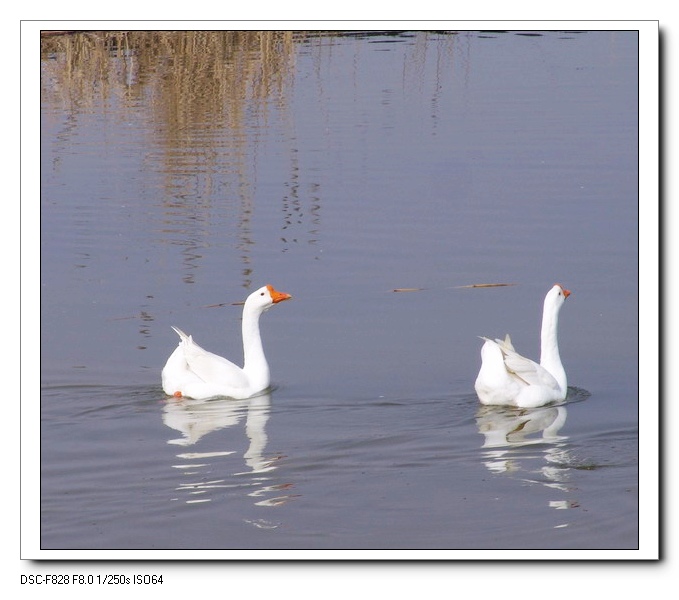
[
  {"left": 246, "top": 284, "right": 292, "bottom": 313},
  {"left": 545, "top": 283, "right": 571, "bottom": 311}
]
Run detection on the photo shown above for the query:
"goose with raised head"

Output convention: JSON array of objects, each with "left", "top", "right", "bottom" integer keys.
[
  {"left": 162, "top": 285, "right": 291, "bottom": 400},
  {"left": 474, "top": 284, "right": 571, "bottom": 408}
]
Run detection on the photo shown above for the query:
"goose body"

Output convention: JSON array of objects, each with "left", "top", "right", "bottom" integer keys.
[
  {"left": 474, "top": 284, "right": 570, "bottom": 408},
  {"left": 162, "top": 285, "right": 291, "bottom": 400}
]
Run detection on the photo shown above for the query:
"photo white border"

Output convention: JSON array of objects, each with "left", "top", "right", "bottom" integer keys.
[{"left": 20, "top": 19, "right": 660, "bottom": 568}]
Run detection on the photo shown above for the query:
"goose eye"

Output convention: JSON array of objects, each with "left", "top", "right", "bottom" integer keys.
[{"left": 260, "top": 292, "right": 265, "bottom": 296}]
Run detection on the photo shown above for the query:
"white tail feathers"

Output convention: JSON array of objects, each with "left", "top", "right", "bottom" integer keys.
[{"left": 171, "top": 326, "right": 191, "bottom": 343}]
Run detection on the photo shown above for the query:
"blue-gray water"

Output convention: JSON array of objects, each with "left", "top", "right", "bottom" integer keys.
[{"left": 39, "top": 30, "right": 638, "bottom": 552}]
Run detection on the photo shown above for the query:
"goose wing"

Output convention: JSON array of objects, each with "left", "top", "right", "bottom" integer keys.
[
  {"left": 172, "top": 326, "right": 249, "bottom": 390},
  {"left": 495, "top": 337, "right": 559, "bottom": 390}
]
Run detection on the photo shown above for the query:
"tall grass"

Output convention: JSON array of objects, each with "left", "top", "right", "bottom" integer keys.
[{"left": 41, "top": 31, "right": 297, "bottom": 131}]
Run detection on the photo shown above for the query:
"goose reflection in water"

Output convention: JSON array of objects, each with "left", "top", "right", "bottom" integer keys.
[
  {"left": 476, "top": 403, "right": 568, "bottom": 451},
  {"left": 162, "top": 392, "right": 296, "bottom": 508},
  {"left": 476, "top": 402, "right": 581, "bottom": 517}
]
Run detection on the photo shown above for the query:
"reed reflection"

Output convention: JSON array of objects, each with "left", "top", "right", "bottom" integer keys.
[
  {"left": 41, "top": 31, "right": 300, "bottom": 290},
  {"left": 162, "top": 392, "right": 295, "bottom": 507}
]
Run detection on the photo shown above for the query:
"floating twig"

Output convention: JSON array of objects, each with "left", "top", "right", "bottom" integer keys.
[
  {"left": 202, "top": 301, "right": 244, "bottom": 308},
  {"left": 456, "top": 283, "right": 517, "bottom": 289}
]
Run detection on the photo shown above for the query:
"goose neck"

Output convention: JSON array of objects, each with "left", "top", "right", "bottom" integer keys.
[
  {"left": 241, "top": 305, "right": 270, "bottom": 387},
  {"left": 540, "top": 305, "right": 566, "bottom": 391}
]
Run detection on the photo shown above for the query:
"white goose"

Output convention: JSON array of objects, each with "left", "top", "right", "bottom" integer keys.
[
  {"left": 474, "top": 284, "right": 571, "bottom": 408},
  {"left": 162, "top": 285, "right": 291, "bottom": 400}
]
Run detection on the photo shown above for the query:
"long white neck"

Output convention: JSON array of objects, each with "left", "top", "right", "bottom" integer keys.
[
  {"left": 241, "top": 305, "right": 270, "bottom": 390},
  {"left": 539, "top": 300, "right": 566, "bottom": 393}
]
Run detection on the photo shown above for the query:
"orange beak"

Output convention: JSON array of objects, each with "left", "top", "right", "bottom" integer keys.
[
  {"left": 267, "top": 284, "right": 292, "bottom": 304},
  {"left": 557, "top": 284, "right": 571, "bottom": 298}
]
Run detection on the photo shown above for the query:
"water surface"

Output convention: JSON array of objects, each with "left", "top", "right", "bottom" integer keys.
[{"left": 39, "top": 30, "right": 640, "bottom": 553}]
